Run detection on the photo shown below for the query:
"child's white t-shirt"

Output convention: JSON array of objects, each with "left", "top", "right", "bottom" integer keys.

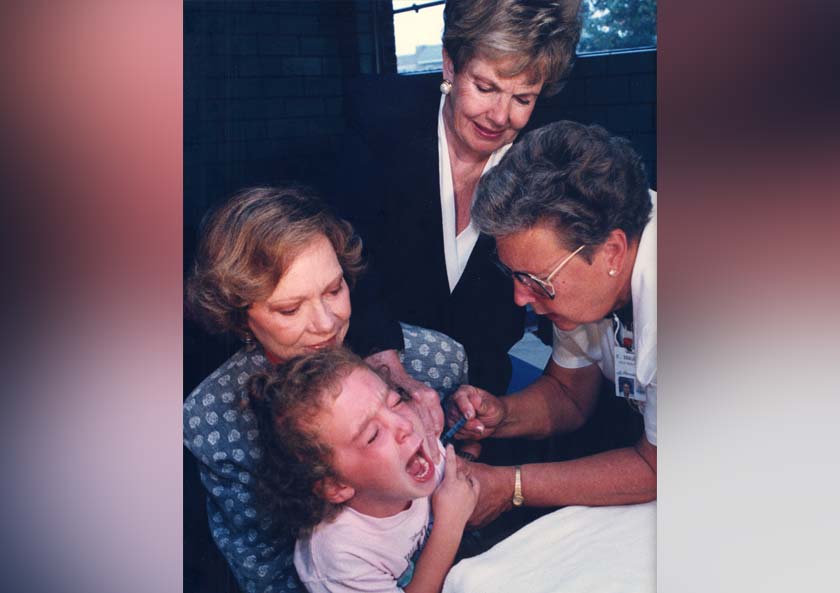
[{"left": 294, "top": 441, "right": 446, "bottom": 593}]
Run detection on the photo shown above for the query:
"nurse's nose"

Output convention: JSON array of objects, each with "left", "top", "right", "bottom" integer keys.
[{"left": 512, "top": 279, "right": 536, "bottom": 307}]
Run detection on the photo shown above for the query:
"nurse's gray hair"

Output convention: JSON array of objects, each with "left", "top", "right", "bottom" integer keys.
[
  {"left": 472, "top": 120, "right": 652, "bottom": 262},
  {"left": 443, "top": 0, "right": 582, "bottom": 95}
]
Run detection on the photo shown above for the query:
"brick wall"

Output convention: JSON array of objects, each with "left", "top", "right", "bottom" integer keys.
[
  {"left": 530, "top": 49, "right": 657, "bottom": 190},
  {"left": 184, "top": 0, "right": 392, "bottom": 229}
]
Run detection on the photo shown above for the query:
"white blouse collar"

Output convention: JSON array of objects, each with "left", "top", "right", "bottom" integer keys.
[{"left": 437, "top": 95, "right": 513, "bottom": 292}]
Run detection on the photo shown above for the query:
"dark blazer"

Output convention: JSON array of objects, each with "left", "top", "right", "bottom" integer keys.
[{"left": 331, "top": 80, "right": 524, "bottom": 395}]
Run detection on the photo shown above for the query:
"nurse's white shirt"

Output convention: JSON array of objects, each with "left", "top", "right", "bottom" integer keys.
[{"left": 551, "top": 191, "right": 657, "bottom": 445}]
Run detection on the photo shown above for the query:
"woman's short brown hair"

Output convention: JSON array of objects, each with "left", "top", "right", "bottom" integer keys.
[
  {"left": 186, "top": 185, "right": 363, "bottom": 341},
  {"left": 443, "top": 0, "right": 582, "bottom": 95}
]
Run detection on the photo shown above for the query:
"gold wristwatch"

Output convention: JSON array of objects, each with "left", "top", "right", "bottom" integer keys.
[{"left": 512, "top": 465, "right": 524, "bottom": 507}]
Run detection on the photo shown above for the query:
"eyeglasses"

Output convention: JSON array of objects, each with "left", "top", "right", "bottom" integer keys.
[{"left": 494, "top": 244, "right": 585, "bottom": 300}]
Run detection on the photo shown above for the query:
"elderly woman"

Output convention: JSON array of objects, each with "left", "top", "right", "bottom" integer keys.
[
  {"left": 335, "top": 0, "right": 582, "bottom": 396},
  {"left": 183, "top": 186, "right": 467, "bottom": 593},
  {"left": 449, "top": 120, "right": 657, "bottom": 526}
]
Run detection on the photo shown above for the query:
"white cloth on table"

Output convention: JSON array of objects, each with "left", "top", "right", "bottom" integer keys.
[{"left": 443, "top": 502, "right": 656, "bottom": 593}]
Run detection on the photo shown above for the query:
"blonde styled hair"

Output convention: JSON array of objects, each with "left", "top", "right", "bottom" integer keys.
[
  {"left": 443, "top": 0, "right": 582, "bottom": 95},
  {"left": 186, "top": 186, "right": 363, "bottom": 341}
]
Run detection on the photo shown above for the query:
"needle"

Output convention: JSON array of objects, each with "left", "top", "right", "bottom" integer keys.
[{"left": 440, "top": 415, "right": 467, "bottom": 446}]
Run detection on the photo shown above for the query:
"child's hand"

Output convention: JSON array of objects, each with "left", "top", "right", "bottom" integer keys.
[{"left": 432, "top": 444, "right": 480, "bottom": 528}]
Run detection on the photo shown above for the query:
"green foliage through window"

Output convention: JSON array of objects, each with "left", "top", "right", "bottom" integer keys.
[{"left": 578, "top": 0, "right": 657, "bottom": 54}]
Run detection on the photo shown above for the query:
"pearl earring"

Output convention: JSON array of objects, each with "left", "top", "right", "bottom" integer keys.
[
  {"left": 439, "top": 79, "right": 452, "bottom": 95},
  {"left": 608, "top": 269, "right": 618, "bottom": 277}
]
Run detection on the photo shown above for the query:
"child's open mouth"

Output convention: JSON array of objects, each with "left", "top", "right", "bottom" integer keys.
[{"left": 405, "top": 442, "right": 433, "bottom": 482}]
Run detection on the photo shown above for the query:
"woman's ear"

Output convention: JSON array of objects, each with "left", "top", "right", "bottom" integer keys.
[
  {"left": 317, "top": 476, "right": 354, "bottom": 505},
  {"left": 442, "top": 48, "right": 455, "bottom": 81},
  {"left": 600, "top": 228, "right": 629, "bottom": 274}
]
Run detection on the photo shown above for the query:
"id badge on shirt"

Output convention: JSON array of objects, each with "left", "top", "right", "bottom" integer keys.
[{"left": 613, "top": 315, "right": 646, "bottom": 402}]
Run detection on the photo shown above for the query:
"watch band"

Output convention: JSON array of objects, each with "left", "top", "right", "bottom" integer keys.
[{"left": 512, "top": 465, "right": 524, "bottom": 507}]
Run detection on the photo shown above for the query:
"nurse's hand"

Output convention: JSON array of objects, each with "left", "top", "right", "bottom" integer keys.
[
  {"left": 463, "top": 461, "right": 515, "bottom": 528},
  {"left": 447, "top": 384, "right": 507, "bottom": 441}
]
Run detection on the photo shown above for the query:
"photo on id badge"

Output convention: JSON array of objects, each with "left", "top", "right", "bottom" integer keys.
[
  {"left": 617, "top": 376, "right": 636, "bottom": 399},
  {"left": 616, "top": 369, "right": 645, "bottom": 402}
]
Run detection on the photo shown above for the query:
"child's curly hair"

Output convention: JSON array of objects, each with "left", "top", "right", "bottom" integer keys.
[{"left": 247, "top": 347, "right": 373, "bottom": 537}]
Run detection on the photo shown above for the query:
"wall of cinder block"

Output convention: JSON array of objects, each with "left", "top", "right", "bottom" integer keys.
[
  {"left": 184, "top": 0, "right": 396, "bottom": 229},
  {"left": 529, "top": 49, "right": 657, "bottom": 191}
]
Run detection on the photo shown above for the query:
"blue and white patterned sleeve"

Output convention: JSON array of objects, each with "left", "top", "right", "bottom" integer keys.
[
  {"left": 184, "top": 351, "right": 304, "bottom": 593},
  {"left": 398, "top": 323, "right": 468, "bottom": 402}
]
